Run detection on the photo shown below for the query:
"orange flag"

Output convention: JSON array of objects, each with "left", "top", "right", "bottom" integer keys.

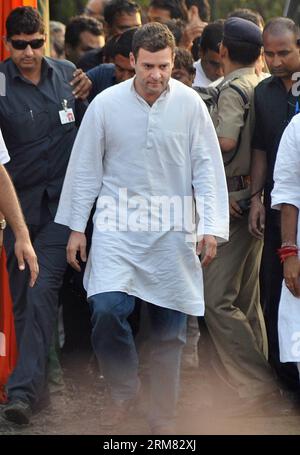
[{"left": 0, "top": 249, "right": 17, "bottom": 403}]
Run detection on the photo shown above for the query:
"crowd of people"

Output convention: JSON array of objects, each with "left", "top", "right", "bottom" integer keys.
[{"left": 1, "top": 0, "right": 300, "bottom": 435}]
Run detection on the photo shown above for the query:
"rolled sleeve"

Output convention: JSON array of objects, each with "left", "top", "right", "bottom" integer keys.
[{"left": 215, "top": 87, "right": 245, "bottom": 141}]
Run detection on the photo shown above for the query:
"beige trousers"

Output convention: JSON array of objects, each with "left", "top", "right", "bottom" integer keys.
[{"left": 203, "top": 215, "right": 277, "bottom": 398}]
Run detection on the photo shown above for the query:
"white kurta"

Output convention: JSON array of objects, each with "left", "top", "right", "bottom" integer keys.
[
  {"left": 272, "top": 113, "right": 300, "bottom": 362},
  {"left": 55, "top": 77, "right": 229, "bottom": 316},
  {"left": 0, "top": 128, "right": 9, "bottom": 164}
]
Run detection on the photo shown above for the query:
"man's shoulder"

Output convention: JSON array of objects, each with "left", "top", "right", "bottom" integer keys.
[
  {"left": 255, "top": 75, "right": 276, "bottom": 94},
  {"left": 222, "top": 72, "right": 259, "bottom": 96},
  {"left": 92, "top": 76, "right": 131, "bottom": 103},
  {"left": 45, "top": 57, "right": 76, "bottom": 77},
  {"left": 0, "top": 58, "right": 12, "bottom": 74},
  {"left": 87, "top": 63, "right": 115, "bottom": 79}
]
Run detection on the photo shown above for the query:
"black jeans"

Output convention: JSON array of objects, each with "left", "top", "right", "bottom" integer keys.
[{"left": 4, "top": 210, "right": 69, "bottom": 406}]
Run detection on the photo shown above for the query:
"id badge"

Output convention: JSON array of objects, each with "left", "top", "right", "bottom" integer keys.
[{"left": 59, "top": 108, "right": 75, "bottom": 125}]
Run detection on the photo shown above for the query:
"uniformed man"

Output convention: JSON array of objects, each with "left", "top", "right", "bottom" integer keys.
[
  {"left": 0, "top": 6, "right": 88, "bottom": 424},
  {"left": 203, "top": 17, "right": 283, "bottom": 411}
]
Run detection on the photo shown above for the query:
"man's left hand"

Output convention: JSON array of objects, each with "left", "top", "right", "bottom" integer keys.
[
  {"left": 70, "top": 69, "right": 92, "bottom": 100},
  {"left": 284, "top": 256, "right": 300, "bottom": 298},
  {"left": 14, "top": 235, "right": 39, "bottom": 287},
  {"left": 197, "top": 235, "right": 217, "bottom": 267}
]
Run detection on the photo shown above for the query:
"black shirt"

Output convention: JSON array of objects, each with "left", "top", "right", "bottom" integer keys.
[
  {"left": 252, "top": 75, "right": 300, "bottom": 208},
  {"left": 77, "top": 47, "right": 104, "bottom": 72},
  {"left": 0, "top": 57, "right": 86, "bottom": 225},
  {"left": 87, "top": 63, "right": 116, "bottom": 101}
]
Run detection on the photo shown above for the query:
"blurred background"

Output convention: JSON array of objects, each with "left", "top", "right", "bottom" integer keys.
[{"left": 48, "top": 0, "right": 287, "bottom": 23}]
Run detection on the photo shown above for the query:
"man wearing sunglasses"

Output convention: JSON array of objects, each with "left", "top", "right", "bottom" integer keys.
[{"left": 0, "top": 6, "right": 88, "bottom": 425}]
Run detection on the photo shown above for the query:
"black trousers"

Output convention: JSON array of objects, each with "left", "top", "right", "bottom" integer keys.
[
  {"left": 4, "top": 209, "right": 69, "bottom": 407},
  {"left": 261, "top": 209, "right": 299, "bottom": 391}
]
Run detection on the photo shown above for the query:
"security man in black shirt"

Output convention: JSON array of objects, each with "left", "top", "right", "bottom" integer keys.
[
  {"left": 249, "top": 17, "right": 300, "bottom": 393},
  {"left": 0, "top": 6, "right": 88, "bottom": 424}
]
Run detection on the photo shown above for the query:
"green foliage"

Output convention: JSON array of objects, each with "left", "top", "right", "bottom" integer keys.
[
  {"left": 49, "top": 0, "right": 286, "bottom": 24},
  {"left": 212, "top": 0, "right": 286, "bottom": 22},
  {"left": 50, "top": 0, "right": 86, "bottom": 24}
]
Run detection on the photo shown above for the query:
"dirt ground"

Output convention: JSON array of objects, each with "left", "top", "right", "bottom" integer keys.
[{"left": 1, "top": 350, "right": 300, "bottom": 436}]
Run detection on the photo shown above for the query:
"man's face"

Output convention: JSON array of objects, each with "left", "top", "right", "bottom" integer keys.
[
  {"left": 263, "top": 31, "right": 300, "bottom": 79},
  {"left": 66, "top": 31, "right": 103, "bottom": 64},
  {"left": 147, "top": 7, "right": 171, "bottom": 24},
  {"left": 110, "top": 12, "right": 142, "bottom": 36},
  {"left": 114, "top": 53, "right": 135, "bottom": 82},
  {"left": 172, "top": 67, "right": 194, "bottom": 86},
  {"left": 200, "top": 48, "right": 223, "bottom": 81},
  {"left": 85, "top": 0, "right": 105, "bottom": 20},
  {"left": 130, "top": 47, "right": 174, "bottom": 104},
  {"left": 5, "top": 32, "right": 45, "bottom": 73}
]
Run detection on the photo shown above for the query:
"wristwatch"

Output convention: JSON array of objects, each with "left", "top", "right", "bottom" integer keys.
[{"left": 0, "top": 219, "right": 6, "bottom": 230}]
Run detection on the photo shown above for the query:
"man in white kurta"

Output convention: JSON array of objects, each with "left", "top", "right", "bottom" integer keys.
[
  {"left": 272, "top": 113, "right": 300, "bottom": 378},
  {"left": 56, "top": 23, "right": 229, "bottom": 433}
]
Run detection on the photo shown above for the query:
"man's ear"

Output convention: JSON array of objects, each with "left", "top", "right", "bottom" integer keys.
[
  {"left": 64, "top": 43, "right": 72, "bottom": 59},
  {"left": 219, "top": 42, "right": 227, "bottom": 59},
  {"left": 129, "top": 52, "right": 135, "bottom": 69},
  {"left": 4, "top": 37, "right": 10, "bottom": 52}
]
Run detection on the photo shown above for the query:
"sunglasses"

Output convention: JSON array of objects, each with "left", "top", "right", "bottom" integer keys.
[{"left": 9, "top": 38, "right": 45, "bottom": 50}]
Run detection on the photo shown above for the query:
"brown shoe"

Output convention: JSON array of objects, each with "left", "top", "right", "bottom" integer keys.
[{"left": 100, "top": 399, "right": 134, "bottom": 428}]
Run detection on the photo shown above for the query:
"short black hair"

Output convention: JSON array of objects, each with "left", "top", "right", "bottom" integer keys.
[
  {"left": 200, "top": 20, "right": 224, "bottom": 53},
  {"left": 222, "top": 37, "right": 261, "bottom": 65},
  {"left": 228, "top": 8, "right": 264, "bottom": 29},
  {"left": 263, "top": 17, "right": 300, "bottom": 40},
  {"left": 164, "top": 19, "right": 185, "bottom": 46},
  {"left": 174, "top": 47, "right": 195, "bottom": 76},
  {"left": 185, "top": 0, "right": 211, "bottom": 22},
  {"left": 149, "top": 0, "right": 188, "bottom": 21},
  {"left": 132, "top": 22, "right": 175, "bottom": 59},
  {"left": 6, "top": 6, "right": 45, "bottom": 39},
  {"left": 104, "top": 0, "right": 141, "bottom": 27},
  {"left": 111, "top": 27, "right": 137, "bottom": 58},
  {"left": 65, "top": 15, "right": 103, "bottom": 48}
]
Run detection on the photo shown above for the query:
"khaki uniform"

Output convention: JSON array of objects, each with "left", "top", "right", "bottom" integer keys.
[{"left": 204, "top": 68, "right": 276, "bottom": 398}]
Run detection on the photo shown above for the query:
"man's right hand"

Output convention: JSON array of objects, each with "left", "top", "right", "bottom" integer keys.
[
  {"left": 248, "top": 197, "right": 265, "bottom": 239},
  {"left": 67, "top": 231, "right": 87, "bottom": 272}
]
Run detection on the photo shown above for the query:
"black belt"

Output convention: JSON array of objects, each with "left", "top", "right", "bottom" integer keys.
[{"left": 226, "top": 175, "right": 250, "bottom": 192}]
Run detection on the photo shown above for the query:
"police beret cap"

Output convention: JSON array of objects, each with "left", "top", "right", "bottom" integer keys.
[{"left": 223, "top": 17, "right": 263, "bottom": 46}]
